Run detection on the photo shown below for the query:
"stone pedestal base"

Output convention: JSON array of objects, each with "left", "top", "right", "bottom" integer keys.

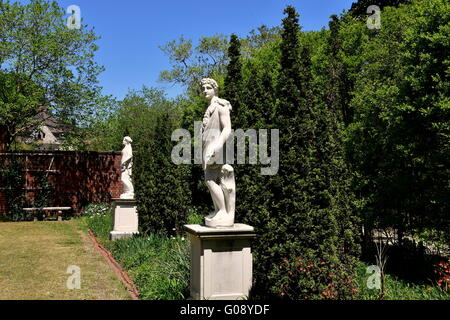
[
  {"left": 110, "top": 198, "right": 139, "bottom": 241},
  {"left": 110, "top": 231, "right": 138, "bottom": 241},
  {"left": 184, "top": 224, "right": 256, "bottom": 300}
]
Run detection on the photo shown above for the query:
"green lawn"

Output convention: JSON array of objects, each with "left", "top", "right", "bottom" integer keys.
[{"left": 0, "top": 220, "right": 131, "bottom": 300}]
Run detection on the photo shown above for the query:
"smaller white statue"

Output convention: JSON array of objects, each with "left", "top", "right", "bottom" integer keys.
[{"left": 120, "top": 136, "right": 134, "bottom": 199}]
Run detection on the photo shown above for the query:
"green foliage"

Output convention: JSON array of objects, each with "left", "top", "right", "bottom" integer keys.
[
  {"left": 277, "top": 257, "right": 357, "bottom": 299},
  {"left": 109, "top": 235, "right": 190, "bottom": 300},
  {"left": 240, "top": 6, "right": 360, "bottom": 299},
  {"left": 82, "top": 203, "right": 114, "bottom": 240},
  {"left": 349, "top": 0, "right": 409, "bottom": 18},
  {"left": 343, "top": 0, "right": 450, "bottom": 242},
  {"left": 0, "top": 0, "right": 107, "bottom": 150},
  {"left": 80, "top": 202, "right": 191, "bottom": 300},
  {"left": 355, "top": 261, "right": 450, "bottom": 300},
  {"left": 158, "top": 34, "right": 229, "bottom": 97},
  {"left": 134, "top": 107, "right": 191, "bottom": 235},
  {"left": 0, "top": 157, "right": 27, "bottom": 221},
  {"left": 85, "top": 87, "right": 165, "bottom": 151},
  {"left": 32, "top": 171, "right": 52, "bottom": 210},
  {"left": 223, "top": 34, "right": 243, "bottom": 123}
]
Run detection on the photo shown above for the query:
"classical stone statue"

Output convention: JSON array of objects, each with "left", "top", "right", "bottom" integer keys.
[
  {"left": 200, "top": 78, "right": 236, "bottom": 228},
  {"left": 120, "top": 136, "right": 134, "bottom": 199}
]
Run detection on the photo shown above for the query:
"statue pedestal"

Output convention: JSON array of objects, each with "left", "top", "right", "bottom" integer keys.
[
  {"left": 110, "top": 198, "right": 139, "bottom": 240},
  {"left": 184, "top": 224, "right": 256, "bottom": 300}
]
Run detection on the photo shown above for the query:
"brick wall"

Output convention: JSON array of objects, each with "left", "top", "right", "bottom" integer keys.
[{"left": 0, "top": 151, "right": 123, "bottom": 216}]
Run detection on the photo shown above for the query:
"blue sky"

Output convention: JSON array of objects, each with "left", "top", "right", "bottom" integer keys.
[{"left": 54, "top": 0, "right": 356, "bottom": 100}]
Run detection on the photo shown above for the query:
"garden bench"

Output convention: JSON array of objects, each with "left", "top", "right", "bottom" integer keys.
[{"left": 23, "top": 207, "right": 72, "bottom": 221}]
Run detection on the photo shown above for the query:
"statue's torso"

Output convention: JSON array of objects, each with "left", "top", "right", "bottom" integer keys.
[{"left": 201, "top": 98, "right": 230, "bottom": 168}]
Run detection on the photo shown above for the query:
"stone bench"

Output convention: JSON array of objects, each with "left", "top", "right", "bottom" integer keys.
[{"left": 23, "top": 207, "right": 72, "bottom": 221}]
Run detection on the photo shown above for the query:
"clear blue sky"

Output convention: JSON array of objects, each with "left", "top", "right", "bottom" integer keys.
[{"left": 54, "top": 0, "right": 355, "bottom": 100}]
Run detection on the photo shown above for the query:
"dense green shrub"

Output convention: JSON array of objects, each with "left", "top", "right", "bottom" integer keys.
[
  {"left": 233, "top": 6, "right": 360, "bottom": 299},
  {"left": 342, "top": 0, "right": 450, "bottom": 242},
  {"left": 134, "top": 110, "right": 192, "bottom": 235},
  {"left": 0, "top": 157, "right": 27, "bottom": 221}
]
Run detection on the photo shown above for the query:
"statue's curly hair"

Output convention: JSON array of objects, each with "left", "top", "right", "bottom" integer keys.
[{"left": 200, "top": 78, "right": 219, "bottom": 93}]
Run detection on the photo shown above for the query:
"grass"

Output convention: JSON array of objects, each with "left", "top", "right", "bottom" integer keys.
[
  {"left": 0, "top": 220, "right": 131, "bottom": 300},
  {"left": 80, "top": 203, "right": 190, "bottom": 300}
]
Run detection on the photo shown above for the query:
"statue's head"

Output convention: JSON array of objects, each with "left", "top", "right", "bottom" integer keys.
[
  {"left": 123, "top": 136, "right": 133, "bottom": 145},
  {"left": 200, "top": 78, "right": 218, "bottom": 101}
]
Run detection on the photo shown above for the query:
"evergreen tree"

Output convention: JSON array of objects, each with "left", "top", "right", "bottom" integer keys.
[
  {"left": 223, "top": 34, "right": 243, "bottom": 126},
  {"left": 256, "top": 6, "right": 359, "bottom": 299},
  {"left": 326, "top": 15, "right": 353, "bottom": 126},
  {"left": 134, "top": 110, "right": 191, "bottom": 235},
  {"left": 226, "top": 38, "right": 280, "bottom": 298}
]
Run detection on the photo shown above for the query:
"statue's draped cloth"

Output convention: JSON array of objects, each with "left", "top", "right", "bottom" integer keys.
[{"left": 201, "top": 97, "right": 231, "bottom": 170}]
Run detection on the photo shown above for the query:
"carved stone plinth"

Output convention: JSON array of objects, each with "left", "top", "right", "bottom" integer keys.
[
  {"left": 184, "top": 224, "right": 256, "bottom": 300},
  {"left": 110, "top": 198, "right": 139, "bottom": 240}
]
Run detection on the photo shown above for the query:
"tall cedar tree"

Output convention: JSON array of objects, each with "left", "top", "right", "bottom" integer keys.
[
  {"left": 223, "top": 34, "right": 243, "bottom": 127},
  {"left": 222, "top": 32, "right": 282, "bottom": 298},
  {"left": 264, "top": 6, "right": 359, "bottom": 299},
  {"left": 134, "top": 111, "right": 191, "bottom": 235},
  {"left": 238, "top": 59, "right": 280, "bottom": 299},
  {"left": 327, "top": 15, "right": 353, "bottom": 126}
]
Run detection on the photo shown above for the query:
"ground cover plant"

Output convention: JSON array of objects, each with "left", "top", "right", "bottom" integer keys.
[
  {"left": 80, "top": 203, "right": 190, "bottom": 300},
  {"left": 80, "top": 203, "right": 450, "bottom": 300}
]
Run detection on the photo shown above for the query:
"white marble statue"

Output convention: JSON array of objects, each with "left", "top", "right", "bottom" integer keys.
[
  {"left": 200, "top": 78, "right": 236, "bottom": 228},
  {"left": 120, "top": 136, "right": 134, "bottom": 199}
]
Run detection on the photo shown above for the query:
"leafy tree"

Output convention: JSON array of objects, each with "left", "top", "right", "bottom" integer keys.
[
  {"left": 159, "top": 27, "right": 281, "bottom": 98},
  {"left": 158, "top": 34, "right": 229, "bottom": 97},
  {"left": 349, "top": 0, "right": 410, "bottom": 17},
  {"left": 86, "top": 87, "right": 167, "bottom": 151},
  {"left": 240, "top": 25, "right": 281, "bottom": 57},
  {"left": 0, "top": 0, "right": 105, "bottom": 151},
  {"left": 344, "top": 0, "right": 450, "bottom": 243}
]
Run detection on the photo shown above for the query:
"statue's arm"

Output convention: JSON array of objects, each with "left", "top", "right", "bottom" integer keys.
[{"left": 217, "top": 104, "right": 232, "bottom": 149}]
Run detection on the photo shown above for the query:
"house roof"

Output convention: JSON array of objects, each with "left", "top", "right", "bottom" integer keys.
[{"left": 34, "top": 111, "right": 71, "bottom": 133}]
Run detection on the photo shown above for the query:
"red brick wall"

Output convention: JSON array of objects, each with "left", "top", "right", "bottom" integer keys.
[{"left": 0, "top": 151, "right": 123, "bottom": 216}]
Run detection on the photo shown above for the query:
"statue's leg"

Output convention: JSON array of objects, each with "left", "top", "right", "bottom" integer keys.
[
  {"left": 205, "top": 167, "right": 226, "bottom": 218},
  {"left": 220, "top": 164, "right": 235, "bottom": 217}
]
